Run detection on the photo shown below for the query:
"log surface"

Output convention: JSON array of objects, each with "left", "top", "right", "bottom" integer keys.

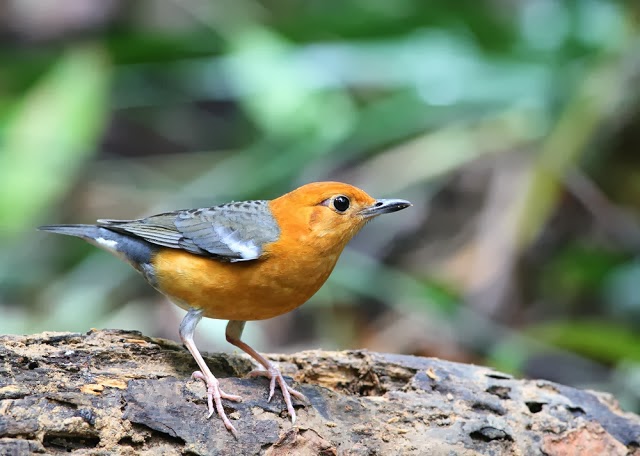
[{"left": 0, "top": 329, "right": 638, "bottom": 455}]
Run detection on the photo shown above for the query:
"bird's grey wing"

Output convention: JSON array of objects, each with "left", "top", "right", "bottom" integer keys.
[
  {"left": 97, "top": 200, "right": 280, "bottom": 262},
  {"left": 97, "top": 214, "right": 183, "bottom": 249},
  {"left": 173, "top": 200, "right": 280, "bottom": 261}
]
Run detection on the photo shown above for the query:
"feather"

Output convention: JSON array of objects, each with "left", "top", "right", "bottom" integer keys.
[{"left": 97, "top": 200, "right": 280, "bottom": 261}]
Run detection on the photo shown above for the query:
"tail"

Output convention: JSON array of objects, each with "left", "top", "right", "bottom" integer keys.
[
  {"left": 38, "top": 224, "right": 105, "bottom": 239},
  {"left": 39, "top": 224, "right": 155, "bottom": 267}
]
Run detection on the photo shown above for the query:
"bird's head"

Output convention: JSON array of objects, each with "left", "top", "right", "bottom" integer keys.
[{"left": 271, "top": 182, "right": 411, "bottom": 249}]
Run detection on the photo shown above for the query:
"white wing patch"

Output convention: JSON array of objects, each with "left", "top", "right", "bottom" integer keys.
[{"left": 213, "top": 226, "right": 260, "bottom": 260}]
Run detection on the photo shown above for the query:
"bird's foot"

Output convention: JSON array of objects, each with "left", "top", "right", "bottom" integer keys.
[
  {"left": 192, "top": 370, "right": 243, "bottom": 437},
  {"left": 246, "top": 363, "right": 307, "bottom": 423}
]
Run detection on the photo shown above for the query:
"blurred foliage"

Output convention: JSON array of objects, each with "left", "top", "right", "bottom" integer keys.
[{"left": 0, "top": 0, "right": 639, "bottom": 413}]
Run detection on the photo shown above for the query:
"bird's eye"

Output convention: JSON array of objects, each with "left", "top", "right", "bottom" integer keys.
[{"left": 332, "top": 195, "right": 350, "bottom": 212}]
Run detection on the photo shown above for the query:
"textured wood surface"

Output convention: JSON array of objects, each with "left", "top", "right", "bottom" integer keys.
[{"left": 1, "top": 329, "right": 638, "bottom": 455}]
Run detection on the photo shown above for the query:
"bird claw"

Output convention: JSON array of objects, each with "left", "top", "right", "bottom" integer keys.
[
  {"left": 191, "top": 370, "right": 242, "bottom": 438},
  {"left": 246, "top": 364, "right": 307, "bottom": 424}
]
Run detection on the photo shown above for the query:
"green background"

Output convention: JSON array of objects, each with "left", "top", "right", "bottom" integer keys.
[{"left": 1, "top": 0, "right": 639, "bottom": 413}]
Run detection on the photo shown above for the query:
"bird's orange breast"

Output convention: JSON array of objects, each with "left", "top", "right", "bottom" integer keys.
[{"left": 152, "top": 243, "right": 341, "bottom": 321}]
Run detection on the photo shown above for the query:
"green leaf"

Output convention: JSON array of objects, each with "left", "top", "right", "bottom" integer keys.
[
  {"left": 0, "top": 46, "right": 111, "bottom": 231},
  {"left": 224, "top": 27, "right": 355, "bottom": 142},
  {"left": 541, "top": 244, "right": 626, "bottom": 301},
  {"left": 527, "top": 320, "right": 640, "bottom": 363}
]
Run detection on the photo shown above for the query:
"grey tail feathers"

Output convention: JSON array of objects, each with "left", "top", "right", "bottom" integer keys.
[
  {"left": 39, "top": 224, "right": 156, "bottom": 267},
  {"left": 38, "top": 224, "right": 103, "bottom": 239}
]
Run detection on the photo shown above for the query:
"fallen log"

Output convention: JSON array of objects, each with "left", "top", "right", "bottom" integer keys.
[{"left": 1, "top": 329, "right": 638, "bottom": 455}]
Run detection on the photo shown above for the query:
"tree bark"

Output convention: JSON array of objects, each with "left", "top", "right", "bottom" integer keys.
[{"left": 0, "top": 329, "right": 638, "bottom": 455}]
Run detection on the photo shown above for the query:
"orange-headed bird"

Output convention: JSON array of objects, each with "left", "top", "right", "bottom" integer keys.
[{"left": 40, "top": 181, "right": 411, "bottom": 436}]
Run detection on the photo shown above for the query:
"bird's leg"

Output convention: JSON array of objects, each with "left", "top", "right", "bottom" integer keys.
[
  {"left": 225, "top": 320, "right": 307, "bottom": 424},
  {"left": 179, "top": 308, "right": 242, "bottom": 437}
]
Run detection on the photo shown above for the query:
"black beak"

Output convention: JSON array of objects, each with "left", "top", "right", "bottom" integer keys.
[{"left": 359, "top": 198, "right": 412, "bottom": 218}]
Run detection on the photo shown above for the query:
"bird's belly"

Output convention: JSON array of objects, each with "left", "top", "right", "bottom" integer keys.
[{"left": 152, "top": 249, "right": 336, "bottom": 321}]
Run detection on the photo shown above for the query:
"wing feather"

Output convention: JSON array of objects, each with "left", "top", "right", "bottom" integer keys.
[{"left": 97, "top": 200, "right": 279, "bottom": 262}]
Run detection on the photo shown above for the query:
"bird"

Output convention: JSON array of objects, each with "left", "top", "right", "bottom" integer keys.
[{"left": 39, "top": 181, "right": 411, "bottom": 437}]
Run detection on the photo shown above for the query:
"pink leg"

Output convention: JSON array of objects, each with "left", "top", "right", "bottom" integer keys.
[
  {"left": 180, "top": 309, "right": 242, "bottom": 437},
  {"left": 226, "top": 320, "right": 307, "bottom": 423}
]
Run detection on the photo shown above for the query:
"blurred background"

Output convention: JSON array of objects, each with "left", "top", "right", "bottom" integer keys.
[{"left": 1, "top": 0, "right": 639, "bottom": 414}]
